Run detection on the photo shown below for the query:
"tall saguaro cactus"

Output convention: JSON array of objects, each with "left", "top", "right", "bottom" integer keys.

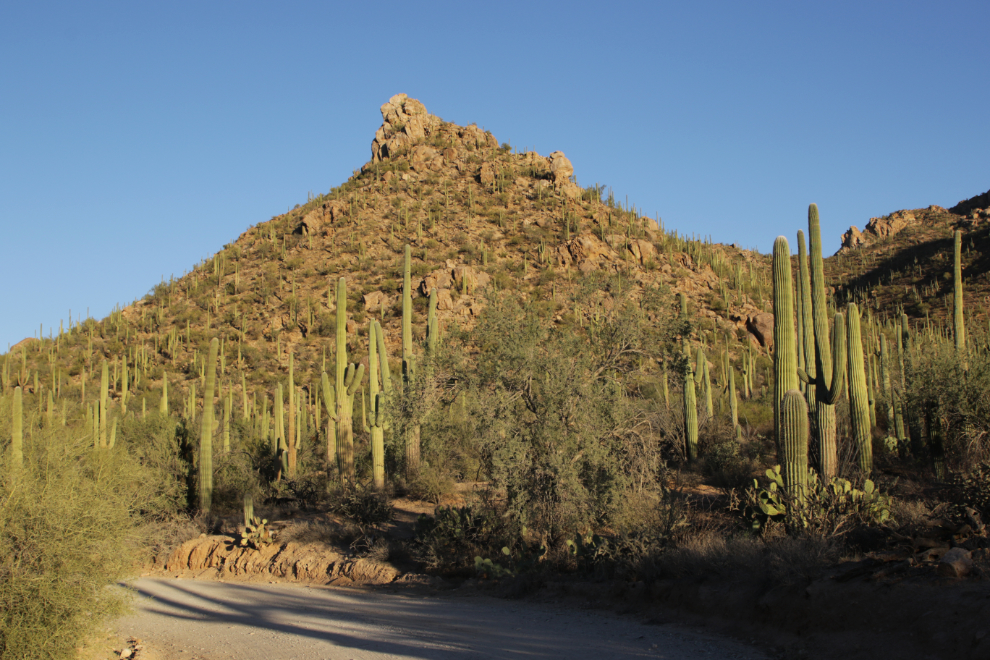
[
  {"left": 287, "top": 352, "right": 297, "bottom": 477},
  {"left": 333, "top": 277, "right": 364, "bottom": 481},
  {"left": 806, "top": 204, "right": 847, "bottom": 479},
  {"left": 846, "top": 304, "right": 872, "bottom": 474},
  {"left": 11, "top": 386, "right": 23, "bottom": 468},
  {"left": 683, "top": 340, "right": 699, "bottom": 460},
  {"left": 366, "top": 321, "right": 387, "bottom": 489},
  {"left": 199, "top": 337, "right": 218, "bottom": 513},
  {"left": 796, "top": 231, "right": 817, "bottom": 422},
  {"left": 402, "top": 244, "right": 421, "bottom": 479},
  {"left": 772, "top": 236, "right": 799, "bottom": 447},
  {"left": 953, "top": 229, "right": 966, "bottom": 353},
  {"left": 99, "top": 360, "right": 109, "bottom": 449}
]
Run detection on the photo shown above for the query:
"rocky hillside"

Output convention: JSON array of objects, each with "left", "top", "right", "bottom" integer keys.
[
  {"left": 826, "top": 189, "right": 990, "bottom": 327},
  {"left": 0, "top": 94, "right": 775, "bottom": 409}
]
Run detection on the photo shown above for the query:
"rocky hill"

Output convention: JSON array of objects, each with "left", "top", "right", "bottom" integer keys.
[
  {"left": 0, "top": 94, "right": 774, "bottom": 410},
  {"left": 826, "top": 189, "right": 990, "bottom": 327}
]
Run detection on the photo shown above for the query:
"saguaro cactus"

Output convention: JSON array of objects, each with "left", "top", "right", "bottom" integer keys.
[
  {"left": 99, "top": 359, "right": 109, "bottom": 448},
  {"left": 199, "top": 337, "right": 218, "bottom": 513},
  {"left": 427, "top": 287, "right": 439, "bottom": 355},
  {"left": 683, "top": 341, "right": 699, "bottom": 460},
  {"left": 846, "top": 303, "right": 872, "bottom": 474},
  {"left": 953, "top": 229, "right": 966, "bottom": 353},
  {"left": 780, "top": 389, "right": 809, "bottom": 500},
  {"left": 402, "top": 244, "right": 421, "bottom": 479},
  {"left": 366, "top": 321, "right": 387, "bottom": 489},
  {"left": 728, "top": 362, "right": 739, "bottom": 433},
  {"left": 287, "top": 352, "right": 297, "bottom": 477},
  {"left": 159, "top": 376, "right": 169, "bottom": 415},
  {"left": 772, "top": 236, "right": 799, "bottom": 447},
  {"left": 796, "top": 230, "right": 817, "bottom": 421},
  {"left": 806, "top": 205, "right": 847, "bottom": 479},
  {"left": 11, "top": 386, "right": 23, "bottom": 468},
  {"left": 333, "top": 277, "right": 364, "bottom": 481}
]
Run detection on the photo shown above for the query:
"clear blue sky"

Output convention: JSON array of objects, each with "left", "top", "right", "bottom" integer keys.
[{"left": 2, "top": 1, "right": 987, "bottom": 349}]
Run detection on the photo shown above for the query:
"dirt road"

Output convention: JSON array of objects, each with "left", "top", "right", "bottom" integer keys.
[{"left": 115, "top": 577, "right": 767, "bottom": 660}]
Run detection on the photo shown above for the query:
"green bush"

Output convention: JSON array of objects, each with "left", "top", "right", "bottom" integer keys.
[{"left": 1, "top": 414, "right": 170, "bottom": 659}]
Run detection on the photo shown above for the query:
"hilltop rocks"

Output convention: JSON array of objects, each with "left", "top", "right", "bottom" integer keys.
[
  {"left": 549, "top": 151, "right": 573, "bottom": 185},
  {"left": 549, "top": 151, "right": 581, "bottom": 198},
  {"left": 840, "top": 210, "right": 916, "bottom": 252},
  {"left": 371, "top": 94, "right": 443, "bottom": 162}
]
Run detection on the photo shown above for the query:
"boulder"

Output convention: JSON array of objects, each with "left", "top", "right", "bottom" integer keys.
[
  {"left": 363, "top": 291, "right": 389, "bottom": 313},
  {"left": 479, "top": 162, "right": 498, "bottom": 187},
  {"left": 418, "top": 268, "right": 454, "bottom": 297},
  {"left": 627, "top": 239, "right": 657, "bottom": 266},
  {"left": 937, "top": 547, "right": 973, "bottom": 578},
  {"left": 549, "top": 151, "right": 574, "bottom": 186},
  {"left": 568, "top": 233, "right": 613, "bottom": 266},
  {"left": 746, "top": 313, "right": 774, "bottom": 349},
  {"left": 436, "top": 289, "right": 454, "bottom": 311},
  {"left": 841, "top": 225, "right": 865, "bottom": 251}
]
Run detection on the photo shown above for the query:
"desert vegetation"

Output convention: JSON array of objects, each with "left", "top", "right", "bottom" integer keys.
[{"left": 2, "top": 96, "right": 989, "bottom": 659}]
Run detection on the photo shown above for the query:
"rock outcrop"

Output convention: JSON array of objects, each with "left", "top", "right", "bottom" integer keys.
[
  {"left": 839, "top": 210, "right": 917, "bottom": 252},
  {"left": 371, "top": 93, "right": 444, "bottom": 162},
  {"left": 949, "top": 188, "right": 990, "bottom": 217},
  {"left": 163, "top": 534, "right": 401, "bottom": 586}
]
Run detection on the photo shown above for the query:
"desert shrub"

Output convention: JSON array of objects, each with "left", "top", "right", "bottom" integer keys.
[
  {"left": 415, "top": 505, "right": 517, "bottom": 573},
  {"left": 700, "top": 422, "right": 754, "bottom": 491},
  {"left": 905, "top": 339, "right": 990, "bottom": 472},
  {"left": 1, "top": 418, "right": 167, "bottom": 659},
  {"left": 461, "top": 280, "right": 680, "bottom": 545}
]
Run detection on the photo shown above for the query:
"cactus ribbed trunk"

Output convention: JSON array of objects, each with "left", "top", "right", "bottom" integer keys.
[
  {"left": 846, "top": 304, "right": 872, "bottom": 474},
  {"left": 772, "top": 236, "right": 799, "bottom": 449},
  {"left": 683, "top": 342, "right": 699, "bottom": 460},
  {"left": 780, "top": 389, "right": 809, "bottom": 501},
  {"left": 333, "top": 277, "right": 364, "bottom": 482},
  {"left": 321, "top": 371, "right": 337, "bottom": 467},
  {"left": 808, "top": 205, "right": 845, "bottom": 479},
  {"left": 880, "top": 334, "right": 898, "bottom": 448},
  {"left": 337, "top": 277, "right": 354, "bottom": 480},
  {"left": 402, "top": 244, "right": 420, "bottom": 480},
  {"left": 100, "top": 359, "right": 109, "bottom": 448},
  {"left": 427, "top": 287, "right": 439, "bottom": 355},
  {"left": 368, "top": 321, "right": 385, "bottom": 489},
  {"left": 953, "top": 229, "right": 966, "bottom": 353},
  {"left": 199, "top": 337, "right": 218, "bottom": 513},
  {"left": 159, "top": 376, "right": 168, "bottom": 415},
  {"left": 696, "top": 348, "right": 713, "bottom": 418},
  {"left": 796, "top": 230, "right": 818, "bottom": 442},
  {"left": 728, "top": 363, "right": 739, "bottom": 432},
  {"left": 287, "top": 352, "right": 297, "bottom": 477},
  {"left": 11, "top": 386, "right": 23, "bottom": 468}
]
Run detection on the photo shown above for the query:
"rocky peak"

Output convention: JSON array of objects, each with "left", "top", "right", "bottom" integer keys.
[
  {"left": 371, "top": 93, "right": 443, "bottom": 162},
  {"left": 839, "top": 209, "right": 919, "bottom": 253}
]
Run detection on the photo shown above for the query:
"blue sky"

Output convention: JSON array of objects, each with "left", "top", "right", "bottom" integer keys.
[{"left": 1, "top": 1, "right": 987, "bottom": 349}]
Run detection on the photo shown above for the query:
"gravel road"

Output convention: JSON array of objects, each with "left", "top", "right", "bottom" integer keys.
[{"left": 115, "top": 577, "right": 767, "bottom": 660}]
